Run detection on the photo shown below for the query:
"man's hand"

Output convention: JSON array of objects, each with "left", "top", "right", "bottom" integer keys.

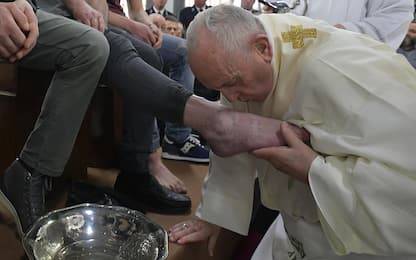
[
  {"left": 71, "top": 0, "right": 105, "bottom": 32},
  {"left": 169, "top": 218, "right": 221, "bottom": 257},
  {"left": 252, "top": 122, "right": 318, "bottom": 184},
  {"left": 407, "top": 23, "right": 416, "bottom": 41},
  {"left": 127, "top": 21, "right": 162, "bottom": 48},
  {"left": 149, "top": 23, "right": 163, "bottom": 49},
  {"left": 334, "top": 24, "right": 346, "bottom": 29},
  {"left": 0, "top": 0, "right": 38, "bottom": 62}
]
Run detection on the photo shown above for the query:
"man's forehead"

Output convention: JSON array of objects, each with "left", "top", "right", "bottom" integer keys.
[{"left": 190, "top": 51, "right": 235, "bottom": 90}]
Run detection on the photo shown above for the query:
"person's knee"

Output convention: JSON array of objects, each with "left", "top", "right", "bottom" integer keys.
[
  {"left": 162, "top": 34, "right": 188, "bottom": 64},
  {"left": 175, "top": 38, "right": 188, "bottom": 61},
  {"left": 140, "top": 45, "right": 163, "bottom": 70},
  {"left": 81, "top": 29, "right": 110, "bottom": 68}
]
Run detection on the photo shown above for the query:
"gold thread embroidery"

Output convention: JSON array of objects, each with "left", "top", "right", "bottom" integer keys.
[{"left": 282, "top": 25, "right": 317, "bottom": 49}]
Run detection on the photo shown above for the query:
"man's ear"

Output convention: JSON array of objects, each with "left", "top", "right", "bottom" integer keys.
[{"left": 252, "top": 34, "right": 273, "bottom": 63}]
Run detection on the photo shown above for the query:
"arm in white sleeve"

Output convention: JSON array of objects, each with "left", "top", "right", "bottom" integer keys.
[
  {"left": 341, "top": 0, "right": 414, "bottom": 49},
  {"left": 309, "top": 155, "right": 416, "bottom": 255},
  {"left": 300, "top": 46, "right": 416, "bottom": 255}
]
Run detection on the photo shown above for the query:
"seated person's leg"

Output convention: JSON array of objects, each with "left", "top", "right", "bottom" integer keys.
[
  {"left": 100, "top": 30, "right": 191, "bottom": 214},
  {"left": 109, "top": 28, "right": 189, "bottom": 193},
  {"left": 158, "top": 33, "right": 209, "bottom": 163},
  {"left": 149, "top": 120, "right": 187, "bottom": 194},
  {"left": 0, "top": 10, "right": 109, "bottom": 234},
  {"left": 114, "top": 97, "right": 190, "bottom": 214},
  {"left": 101, "top": 30, "right": 191, "bottom": 128},
  {"left": 108, "top": 26, "right": 163, "bottom": 70}
]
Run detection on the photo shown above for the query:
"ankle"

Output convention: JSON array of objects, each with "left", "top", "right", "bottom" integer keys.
[{"left": 149, "top": 148, "right": 161, "bottom": 162}]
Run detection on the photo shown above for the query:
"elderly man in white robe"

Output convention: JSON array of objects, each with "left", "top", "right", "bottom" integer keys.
[{"left": 168, "top": 4, "right": 416, "bottom": 260}]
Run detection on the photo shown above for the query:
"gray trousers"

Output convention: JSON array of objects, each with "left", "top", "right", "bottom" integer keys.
[{"left": 17, "top": 10, "right": 109, "bottom": 177}]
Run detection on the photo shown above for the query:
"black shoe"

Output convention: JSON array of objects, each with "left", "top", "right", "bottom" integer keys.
[
  {"left": 66, "top": 181, "right": 125, "bottom": 209},
  {"left": 112, "top": 173, "right": 191, "bottom": 215},
  {"left": 0, "top": 159, "right": 48, "bottom": 235}
]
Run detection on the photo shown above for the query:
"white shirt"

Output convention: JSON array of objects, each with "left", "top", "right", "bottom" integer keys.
[{"left": 289, "top": 0, "right": 414, "bottom": 49}]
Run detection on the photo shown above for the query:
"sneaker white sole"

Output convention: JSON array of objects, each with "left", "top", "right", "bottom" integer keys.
[{"left": 162, "top": 152, "right": 210, "bottom": 163}]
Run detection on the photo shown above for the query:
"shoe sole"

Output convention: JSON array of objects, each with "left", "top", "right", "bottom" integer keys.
[
  {"left": 103, "top": 188, "right": 192, "bottom": 216},
  {"left": 161, "top": 152, "right": 210, "bottom": 163},
  {"left": 0, "top": 188, "right": 24, "bottom": 238}
]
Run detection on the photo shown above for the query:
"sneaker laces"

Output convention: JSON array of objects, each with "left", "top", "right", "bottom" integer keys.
[
  {"left": 180, "top": 135, "right": 203, "bottom": 154},
  {"left": 187, "top": 135, "right": 202, "bottom": 145}
]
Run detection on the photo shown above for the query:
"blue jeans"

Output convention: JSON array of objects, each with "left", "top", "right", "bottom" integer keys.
[{"left": 152, "top": 34, "right": 195, "bottom": 149}]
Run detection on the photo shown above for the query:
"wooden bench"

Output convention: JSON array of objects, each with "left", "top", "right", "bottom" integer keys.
[{"left": 0, "top": 62, "right": 18, "bottom": 174}]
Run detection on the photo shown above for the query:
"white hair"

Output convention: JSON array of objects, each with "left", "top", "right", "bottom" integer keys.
[{"left": 186, "top": 4, "right": 266, "bottom": 54}]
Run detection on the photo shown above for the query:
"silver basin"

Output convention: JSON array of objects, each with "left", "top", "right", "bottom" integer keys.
[{"left": 23, "top": 203, "right": 168, "bottom": 260}]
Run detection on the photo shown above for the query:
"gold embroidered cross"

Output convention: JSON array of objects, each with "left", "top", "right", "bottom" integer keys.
[{"left": 281, "top": 25, "right": 317, "bottom": 49}]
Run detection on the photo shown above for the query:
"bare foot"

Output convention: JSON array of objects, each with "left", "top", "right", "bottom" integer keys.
[{"left": 149, "top": 148, "right": 188, "bottom": 194}]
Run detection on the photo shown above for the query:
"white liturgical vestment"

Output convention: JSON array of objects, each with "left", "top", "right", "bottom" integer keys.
[
  {"left": 289, "top": 0, "right": 414, "bottom": 49},
  {"left": 196, "top": 14, "right": 416, "bottom": 259}
]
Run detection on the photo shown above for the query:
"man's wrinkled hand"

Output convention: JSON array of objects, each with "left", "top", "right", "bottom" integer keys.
[
  {"left": 169, "top": 218, "right": 221, "bottom": 257},
  {"left": 253, "top": 122, "right": 318, "bottom": 184},
  {"left": 287, "top": 123, "right": 310, "bottom": 144},
  {"left": 128, "top": 21, "right": 160, "bottom": 47}
]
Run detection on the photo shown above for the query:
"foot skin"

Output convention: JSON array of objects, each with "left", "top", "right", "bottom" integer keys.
[{"left": 149, "top": 148, "right": 188, "bottom": 194}]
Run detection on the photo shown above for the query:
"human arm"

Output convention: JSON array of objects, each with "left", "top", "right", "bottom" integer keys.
[
  {"left": 63, "top": 0, "right": 106, "bottom": 31},
  {"left": 276, "top": 52, "right": 416, "bottom": 255},
  {"left": 338, "top": 0, "right": 414, "bottom": 49},
  {"left": 0, "top": 0, "right": 38, "bottom": 62},
  {"left": 108, "top": 0, "right": 162, "bottom": 48}
]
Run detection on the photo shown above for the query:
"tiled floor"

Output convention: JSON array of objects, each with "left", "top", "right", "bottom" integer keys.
[{"left": 0, "top": 160, "right": 243, "bottom": 260}]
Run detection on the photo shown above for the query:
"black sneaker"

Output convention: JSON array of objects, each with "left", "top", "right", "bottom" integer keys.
[
  {"left": 0, "top": 159, "right": 49, "bottom": 235},
  {"left": 112, "top": 173, "right": 191, "bottom": 215}
]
